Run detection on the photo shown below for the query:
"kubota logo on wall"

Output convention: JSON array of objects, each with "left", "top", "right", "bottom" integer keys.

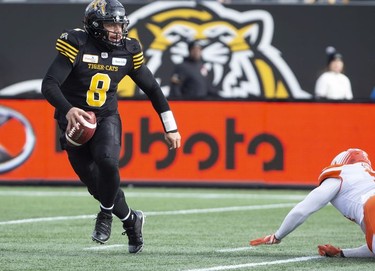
[{"left": 118, "top": 1, "right": 311, "bottom": 99}]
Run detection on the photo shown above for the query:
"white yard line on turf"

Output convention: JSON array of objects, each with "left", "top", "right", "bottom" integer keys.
[
  {"left": 0, "top": 215, "right": 95, "bottom": 225},
  {"left": 183, "top": 256, "right": 322, "bottom": 271},
  {"left": 216, "top": 247, "right": 254, "bottom": 253},
  {"left": 145, "top": 203, "right": 295, "bottom": 216},
  {"left": 83, "top": 244, "right": 126, "bottom": 251},
  {"left": 82, "top": 245, "right": 254, "bottom": 252},
  {"left": 0, "top": 191, "right": 89, "bottom": 197},
  {"left": 0, "top": 190, "right": 306, "bottom": 200},
  {"left": 0, "top": 203, "right": 295, "bottom": 225}
]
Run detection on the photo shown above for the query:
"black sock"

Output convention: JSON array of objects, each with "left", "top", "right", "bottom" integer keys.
[
  {"left": 113, "top": 189, "right": 130, "bottom": 219},
  {"left": 122, "top": 210, "right": 136, "bottom": 228},
  {"left": 100, "top": 204, "right": 113, "bottom": 216}
]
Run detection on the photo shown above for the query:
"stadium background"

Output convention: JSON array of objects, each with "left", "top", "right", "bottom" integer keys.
[{"left": 1, "top": 0, "right": 375, "bottom": 187}]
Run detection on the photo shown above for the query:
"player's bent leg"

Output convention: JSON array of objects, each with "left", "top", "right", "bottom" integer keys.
[
  {"left": 95, "top": 156, "right": 120, "bottom": 206},
  {"left": 113, "top": 189, "right": 131, "bottom": 219},
  {"left": 91, "top": 115, "right": 122, "bottom": 209},
  {"left": 89, "top": 116, "right": 122, "bottom": 245},
  {"left": 364, "top": 195, "right": 375, "bottom": 252},
  {"left": 90, "top": 156, "right": 119, "bottom": 244},
  {"left": 67, "top": 146, "right": 99, "bottom": 196}
]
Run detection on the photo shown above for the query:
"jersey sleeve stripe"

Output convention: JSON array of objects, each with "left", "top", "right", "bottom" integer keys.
[
  {"left": 56, "top": 43, "right": 78, "bottom": 57},
  {"left": 133, "top": 52, "right": 144, "bottom": 69},
  {"left": 134, "top": 59, "right": 143, "bottom": 65},
  {"left": 134, "top": 52, "right": 143, "bottom": 59},
  {"left": 56, "top": 48, "right": 74, "bottom": 63},
  {"left": 133, "top": 55, "right": 144, "bottom": 62},
  {"left": 56, "top": 39, "right": 79, "bottom": 63},
  {"left": 56, "top": 39, "right": 79, "bottom": 53},
  {"left": 56, "top": 47, "right": 75, "bottom": 63},
  {"left": 55, "top": 46, "right": 76, "bottom": 58}
]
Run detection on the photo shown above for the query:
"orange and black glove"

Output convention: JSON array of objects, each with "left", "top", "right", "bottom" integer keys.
[
  {"left": 250, "top": 234, "right": 281, "bottom": 246},
  {"left": 318, "top": 244, "right": 344, "bottom": 257}
]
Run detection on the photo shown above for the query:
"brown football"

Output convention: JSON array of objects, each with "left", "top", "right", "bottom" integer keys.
[{"left": 65, "top": 111, "right": 97, "bottom": 147}]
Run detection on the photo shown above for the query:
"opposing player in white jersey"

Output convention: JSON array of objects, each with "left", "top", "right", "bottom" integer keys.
[{"left": 250, "top": 148, "right": 375, "bottom": 258}]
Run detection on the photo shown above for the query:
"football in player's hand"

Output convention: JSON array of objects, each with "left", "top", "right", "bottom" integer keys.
[{"left": 65, "top": 111, "right": 97, "bottom": 147}]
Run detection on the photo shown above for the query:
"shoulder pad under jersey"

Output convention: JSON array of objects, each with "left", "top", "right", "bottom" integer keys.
[
  {"left": 55, "top": 28, "right": 87, "bottom": 63},
  {"left": 318, "top": 165, "right": 342, "bottom": 185},
  {"left": 125, "top": 37, "right": 144, "bottom": 70},
  {"left": 125, "top": 37, "right": 143, "bottom": 55}
]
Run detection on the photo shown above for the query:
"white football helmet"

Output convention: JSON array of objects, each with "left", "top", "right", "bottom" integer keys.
[{"left": 331, "top": 148, "right": 371, "bottom": 167}]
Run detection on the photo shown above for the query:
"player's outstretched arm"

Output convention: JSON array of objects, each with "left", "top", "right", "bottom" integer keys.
[
  {"left": 250, "top": 179, "right": 341, "bottom": 248},
  {"left": 319, "top": 244, "right": 375, "bottom": 258},
  {"left": 250, "top": 234, "right": 280, "bottom": 246}
]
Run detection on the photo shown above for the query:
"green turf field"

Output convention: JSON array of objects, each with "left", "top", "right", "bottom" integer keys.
[{"left": 0, "top": 186, "right": 373, "bottom": 270}]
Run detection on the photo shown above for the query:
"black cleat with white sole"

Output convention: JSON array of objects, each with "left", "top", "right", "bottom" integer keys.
[{"left": 123, "top": 210, "right": 145, "bottom": 253}]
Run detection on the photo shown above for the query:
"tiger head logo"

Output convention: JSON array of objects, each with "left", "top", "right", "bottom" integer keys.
[
  {"left": 87, "top": 0, "right": 107, "bottom": 16},
  {"left": 118, "top": 2, "right": 311, "bottom": 99}
]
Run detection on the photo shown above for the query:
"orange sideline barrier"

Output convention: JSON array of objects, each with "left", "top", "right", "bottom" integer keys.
[{"left": 1, "top": 100, "right": 374, "bottom": 186}]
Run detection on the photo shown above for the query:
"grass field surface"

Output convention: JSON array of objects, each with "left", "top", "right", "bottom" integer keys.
[{"left": 0, "top": 186, "right": 373, "bottom": 270}]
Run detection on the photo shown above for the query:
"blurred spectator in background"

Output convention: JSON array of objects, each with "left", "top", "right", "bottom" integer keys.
[
  {"left": 169, "top": 40, "right": 218, "bottom": 99},
  {"left": 370, "top": 86, "right": 375, "bottom": 101},
  {"left": 305, "top": 0, "right": 350, "bottom": 4},
  {"left": 314, "top": 46, "right": 353, "bottom": 100}
]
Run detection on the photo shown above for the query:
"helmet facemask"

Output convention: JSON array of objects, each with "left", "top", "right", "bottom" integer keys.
[{"left": 93, "top": 18, "right": 129, "bottom": 47}]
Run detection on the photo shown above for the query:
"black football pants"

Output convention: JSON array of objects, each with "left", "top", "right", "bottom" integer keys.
[{"left": 65, "top": 114, "right": 130, "bottom": 218}]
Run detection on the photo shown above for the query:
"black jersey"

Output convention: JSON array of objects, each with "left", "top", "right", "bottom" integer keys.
[
  {"left": 56, "top": 28, "right": 142, "bottom": 117},
  {"left": 42, "top": 28, "right": 171, "bottom": 129}
]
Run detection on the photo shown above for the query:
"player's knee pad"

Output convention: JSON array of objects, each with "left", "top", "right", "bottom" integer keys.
[
  {"left": 96, "top": 156, "right": 119, "bottom": 175},
  {"left": 87, "top": 186, "right": 100, "bottom": 201}
]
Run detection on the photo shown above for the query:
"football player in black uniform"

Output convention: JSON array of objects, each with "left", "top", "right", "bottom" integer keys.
[{"left": 41, "top": 0, "right": 181, "bottom": 254}]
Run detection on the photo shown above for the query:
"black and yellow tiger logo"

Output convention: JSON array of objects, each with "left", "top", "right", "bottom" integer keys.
[
  {"left": 118, "top": 2, "right": 311, "bottom": 99},
  {"left": 87, "top": 0, "right": 107, "bottom": 16}
]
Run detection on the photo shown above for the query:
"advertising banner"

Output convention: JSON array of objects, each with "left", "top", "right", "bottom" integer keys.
[{"left": 1, "top": 100, "right": 374, "bottom": 186}]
